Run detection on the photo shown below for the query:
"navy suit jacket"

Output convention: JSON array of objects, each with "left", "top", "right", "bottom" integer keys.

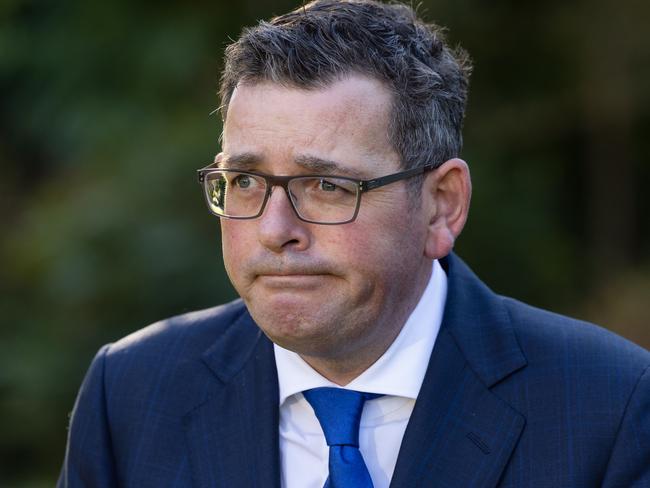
[{"left": 59, "top": 254, "right": 650, "bottom": 487}]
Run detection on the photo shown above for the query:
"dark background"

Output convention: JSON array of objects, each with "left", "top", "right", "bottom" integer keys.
[{"left": 1, "top": 0, "right": 648, "bottom": 485}]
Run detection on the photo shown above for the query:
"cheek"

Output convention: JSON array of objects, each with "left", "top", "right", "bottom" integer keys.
[
  {"left": 323, "top": 221, "right": 401, "bottom": 286},
  {"left": 347, "top": 210, "right": 426, "bottom": 278},
  {"left": 317, "top": 226, "right": 375, "bottom": 268},
  {"left": 220, "top": 221, "right": 252, "bottom": 280}
]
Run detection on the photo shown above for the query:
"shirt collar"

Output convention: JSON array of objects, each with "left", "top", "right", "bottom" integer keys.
[{"left": 274, "top": 259, "right": 447, "bottom": 405}]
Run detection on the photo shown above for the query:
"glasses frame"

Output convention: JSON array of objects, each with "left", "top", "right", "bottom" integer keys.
[{"left": 196, "top": 162, "right": 437, "bottom": 225}]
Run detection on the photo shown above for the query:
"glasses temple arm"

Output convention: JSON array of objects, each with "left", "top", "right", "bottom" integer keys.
[{"left": 362, "top": 163, "right": 436, "bottom": 191}]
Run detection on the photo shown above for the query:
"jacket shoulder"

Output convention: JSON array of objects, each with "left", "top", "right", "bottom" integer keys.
[
  {"left": 107, "top": 298, "right": 248, "bottom": 359},
  {"left": 93, "top": 299, "right": 254, "bottom": 418},
  {"left": 494, "top": 297, "right": 650, "bottom": 485},
  {"left": 502, "top": 296, "right": 649, "bottom": 371},
  {"left": 499, "top": 296, "right": 650, "bottom": 421}
]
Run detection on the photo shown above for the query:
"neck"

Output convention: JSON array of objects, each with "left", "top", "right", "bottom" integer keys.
[{"left": 300, "top": 349, "right": 388, "bottom": 386}]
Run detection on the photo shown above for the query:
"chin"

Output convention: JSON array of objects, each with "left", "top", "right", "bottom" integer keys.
[{"left": 251, "top": 308, "right": 335, "bottom": 349}]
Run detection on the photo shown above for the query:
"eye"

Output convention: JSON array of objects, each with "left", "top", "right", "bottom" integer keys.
[
  {"left": 319, "top": 179, "right": 338, "bottom": 192},
  {"left": 296, "top": 177, "right": 357, "bottom": 200},
  {"left": 233, "top": 174, "right": 252, "bottom": 188}
]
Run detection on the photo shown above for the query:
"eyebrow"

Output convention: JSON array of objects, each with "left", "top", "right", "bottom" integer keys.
[
  {"left": 294, "top": 155, "right": 365, "bottom": 178},
  {"left": 220, "top": 153, "right": 366, "bottom": 178},
  {"left": 217, "top": 152, "right": 261, "bottom": 170}
]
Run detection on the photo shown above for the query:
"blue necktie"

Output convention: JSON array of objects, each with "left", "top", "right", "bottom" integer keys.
[{"left": 303, "top": 387, "right": 381, "bottom": 488}]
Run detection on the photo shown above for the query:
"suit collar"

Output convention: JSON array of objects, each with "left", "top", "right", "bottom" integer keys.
[
  {"left": 391, "top": 328, "right": 526, "bottom": 488},
  {"left": 440, "top": 253, "right": 527, "bottom": 387},
  {"left": 184, "top": 310, "right": 281, "bottom": 488},
  {"left": 390, "top": 253, "right": 527, "bottom": 487},
  {"left": 200, "top": 307, "right": 266, "bottom": 383}
]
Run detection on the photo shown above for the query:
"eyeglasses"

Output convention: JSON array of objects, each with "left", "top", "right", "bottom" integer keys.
[{"left": 196, "top": 162, "right": 436, "bottom": 225}]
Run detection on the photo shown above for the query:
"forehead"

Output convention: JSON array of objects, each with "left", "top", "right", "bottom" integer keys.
[{"left": 222, "top": 75, "right": 399, "bottom": 175}]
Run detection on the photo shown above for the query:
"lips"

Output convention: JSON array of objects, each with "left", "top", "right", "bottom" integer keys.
[
  {"left": 255, "top": 268, "right": 326, "bottom": 276},
  {"left": 251, "top": 263, "right": 333, "bottom": 287},
  {"left": 256, "top": 273, "right": 330, "bottom": 290},
  {"left": 246, "top": 255, "right": 335, "bottom": 277}
]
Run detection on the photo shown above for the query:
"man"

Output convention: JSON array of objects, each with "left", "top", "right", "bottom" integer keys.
[{"left": 59, "top": 1, "right": 650, "bottom": 487}]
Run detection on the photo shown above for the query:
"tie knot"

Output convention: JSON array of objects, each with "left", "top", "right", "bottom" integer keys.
[{"left": 303, "top": 387, "right": 380, "bottom": 447}]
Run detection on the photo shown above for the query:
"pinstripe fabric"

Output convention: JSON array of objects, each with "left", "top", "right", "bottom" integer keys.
[{"left": 59, "top": 254, "right": 650, "bottom": 487}]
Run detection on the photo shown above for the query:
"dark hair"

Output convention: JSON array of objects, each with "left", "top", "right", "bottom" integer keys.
[{"left": 219, "top": 0, "right": 472, "bottom": 172}]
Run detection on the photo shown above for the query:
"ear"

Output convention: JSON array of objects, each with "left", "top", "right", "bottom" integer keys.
[
  {"left": 214, "top": 153, "right": 223, "bottom": 164},
  {"left": 423, "top": 158, "right": 472, "bottom": 259}
]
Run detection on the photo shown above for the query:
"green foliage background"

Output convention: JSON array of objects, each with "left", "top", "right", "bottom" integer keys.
[{"left": 1, "top": 0, "right": 648, "bottom": 485}]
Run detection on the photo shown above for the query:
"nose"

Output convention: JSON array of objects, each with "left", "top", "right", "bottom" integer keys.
[{"left": 257, "top": 186, "right": 311, "bottom": 253}]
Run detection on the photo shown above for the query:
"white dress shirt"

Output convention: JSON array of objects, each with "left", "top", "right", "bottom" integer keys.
[{"left": 274, "top": 259, "right": 448, "bottom": 488}]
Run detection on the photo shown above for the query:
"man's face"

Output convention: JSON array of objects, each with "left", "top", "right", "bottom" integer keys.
[{"left": 220, "top": 75, "right": 433, "bottom": 367}]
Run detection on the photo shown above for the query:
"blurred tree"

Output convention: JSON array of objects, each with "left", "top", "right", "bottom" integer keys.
[{"left": 0, "top": 0, "right": 648, "bottom": 485}]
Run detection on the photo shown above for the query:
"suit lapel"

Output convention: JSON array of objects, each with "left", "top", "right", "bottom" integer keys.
[
  {"left": 391, "top": 254, "right": 527, "bottom": 488},
  {"left": 183, "top": 310, "right": 280, "bottom": 488},
  {"left": 390, "top": 329, "right": 525, "bottom": 487}
]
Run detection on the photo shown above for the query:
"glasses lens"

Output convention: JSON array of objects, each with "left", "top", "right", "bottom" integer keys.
[
  {"left": 288, "top": 177, "right": 359, "bottom": 224},
  {"left": 204, "top": 170, "right": 267, "bottom": 218}
]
